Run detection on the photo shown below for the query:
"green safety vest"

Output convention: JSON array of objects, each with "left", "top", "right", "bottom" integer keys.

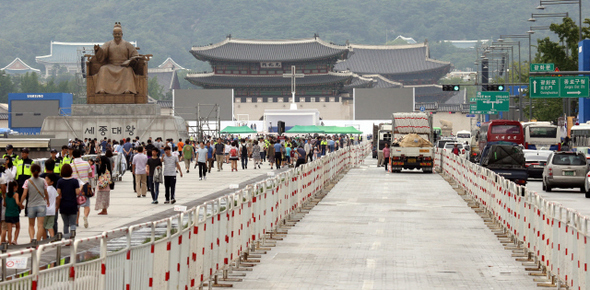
[
  {"left": 15, "top": 158, "right": 34, "bottom": 182},
  {"left": 61, "top": 155, "right": 72, "bottom": 166},
  {"left": 52, "top": 157, "right": 62, "bottom": 174}
]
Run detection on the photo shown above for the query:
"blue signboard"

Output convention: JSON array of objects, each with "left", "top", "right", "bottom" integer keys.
[
  {"left": 466, "top": 114, "right": 475, "bottom": 117},
  {"left": 508, "top": 85, "right": 528, "bottom": 96},
  {"left": 476, "top": 122, "right": 481, "bottom": 127},
  {"left": 419, "top": 106, "right": 425, "bottom": 112},
  {"left": 8, "top": 93, "right": 73, "bottom": 134}
]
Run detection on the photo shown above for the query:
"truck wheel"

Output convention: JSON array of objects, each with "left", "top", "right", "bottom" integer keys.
[
  {"left": 423, "top": 168, "right": 432, "bottom": 173},
  {"left": 586, "top": 191, "right": 590, "bottom": 198},
  {"left": 581, "top": 186, "right": 586, "bottom": 193}
]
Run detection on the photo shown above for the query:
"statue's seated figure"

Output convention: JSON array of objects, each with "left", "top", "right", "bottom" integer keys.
[{"left": 86, "top": 22, "right": 151, "bottom": 104}]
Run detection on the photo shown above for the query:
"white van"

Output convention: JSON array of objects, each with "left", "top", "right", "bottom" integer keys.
[{"left": 456, "top": 130, "right": 471, "bottom": 146}]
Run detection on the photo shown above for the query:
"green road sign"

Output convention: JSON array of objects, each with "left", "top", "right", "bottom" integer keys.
[
  {"left": 530, "top": 63, "right": 554, "bottom": 72},
  {"left": 469, "top": 104, "right": 496, "bottom": 114},
  {"left": 529, "top": 76, "right": 589, "bottom": 98},
  {"left": 470, "top": 97, "right": 475, "bottom": 102},
  {"left": 475, "top": 91, "right": 509, "bottom": 113}
]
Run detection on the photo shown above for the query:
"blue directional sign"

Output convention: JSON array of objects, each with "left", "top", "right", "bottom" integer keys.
[
  {"left": 476, "top": 122, "right": 481, "bottom": 127},
  {"left": 466, "top": 114, "right": 475, "bottom": 117},
  {"left": 419, "top": 106, "right": 425, "bottom": 112}
]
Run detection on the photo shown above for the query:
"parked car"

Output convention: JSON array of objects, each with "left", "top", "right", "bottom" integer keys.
[
  {"left": 543, "top": 151, "right": 588, "bottom": 192},
  {"left": 523, "top": 150, "right": 552, "bottom": 179}
]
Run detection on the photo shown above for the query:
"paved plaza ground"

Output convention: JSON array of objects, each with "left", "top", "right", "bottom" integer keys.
[
  {"left": 14, "top": 158, "right": 284, "bottom": 244},
  {"left": 232, "top": 159, "right": 538, "bottom": 289}
]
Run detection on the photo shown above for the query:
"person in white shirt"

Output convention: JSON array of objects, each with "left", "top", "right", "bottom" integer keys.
[{"left": 43, "top": 173, "right": 58, "bottom": 239}]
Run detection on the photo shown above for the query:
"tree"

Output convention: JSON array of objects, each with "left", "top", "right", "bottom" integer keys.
[
  {"left": 530, "top": 17, "right": 590, "bottom": 121},
  {"left": 148, "top": 76, "right": 165, "bottom": 100},
  {"left": 0, "top": 71, "right": 15, "bottom": 103}
]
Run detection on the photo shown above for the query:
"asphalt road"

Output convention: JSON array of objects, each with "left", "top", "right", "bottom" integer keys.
[{"left": 526, "top": 178, "right": 590, "bottom": 217}]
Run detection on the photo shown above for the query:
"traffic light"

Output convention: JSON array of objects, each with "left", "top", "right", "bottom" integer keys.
[
  {"left": 483, "top": 84, "right": 505, "bottom": 91},
  {"left": 442, "top": 85, "right": 460, "bottom": 91}
]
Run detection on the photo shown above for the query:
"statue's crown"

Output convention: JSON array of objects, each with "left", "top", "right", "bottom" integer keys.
[{"left": 114, "top": 22, "right": 122, "bottom": 29}]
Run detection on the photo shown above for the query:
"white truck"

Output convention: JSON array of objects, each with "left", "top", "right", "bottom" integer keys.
[{"left": 389, "top": 112, "right": 435, "bottom": 173}]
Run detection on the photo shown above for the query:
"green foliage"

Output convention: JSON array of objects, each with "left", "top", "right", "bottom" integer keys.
[
  {"left": 0, "top": 71, "right": 15, "bottom": 103},
  {"left": 530, "top": 17, "right": 590, "bottom": 121},
  {"left": 147, "top": 76, "right": 165, "bottom": 100}
]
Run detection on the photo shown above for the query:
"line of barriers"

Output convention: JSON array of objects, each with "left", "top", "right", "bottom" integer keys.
[
  {"left": 437, "top": 148, "right": 590, "bottom": 289},
  {"left": 0, "top": 142, "right": 371, "bottom": 290}
]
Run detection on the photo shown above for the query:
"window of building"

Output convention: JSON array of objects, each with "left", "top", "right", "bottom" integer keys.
[
  {"left": 277, "top": 98, "right": 283, "bottom": 103},
  {"left": 319, "top": 97, "right": 325, "bottom": 102},
  {"left": 329, "top": 97, "right": 335, "bottom": 102},
  {"left": 310, "top": 97, "right": 315, "bottom": 102},
  {"left": 235, "top": 98, "right": 241, "bottom": 103},
  {"left": 246, "top": 98, "right": 252, "bottom": 103},
  {"left": 257, "top": 97, "right": 263, "bottom": 103}
]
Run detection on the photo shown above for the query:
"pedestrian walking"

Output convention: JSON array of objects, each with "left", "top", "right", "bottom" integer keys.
[
  {"left": 383, "top": 143, "right": 391, "bottom": 172},
  {"left": 196, "top": 142, "right": 208, "bottom": 180},
  {"left": 162, "top": 146, "right": 183, "bottom": 204},
  {"left": 273, "top": 140, "right": 283, "bottom": 169},
  {"left": 95, "top": 156, "right": 112, "bottom": 214},
  {"left": 295, "top": 145, "right": 306, "bottom": 168},
  {"left": 147, "top": 148, "right": 162, "bottom": 204},
  {"left": 214, "top": 138, "right": 225, "bottom": 171},
  {"left": 56, "top": 164, "right": 79, "bottom": 236},
  {"left": 206, "top": 141, "right": 214, "bottom": 173},
  {"left": 229, "top": 141, "right": 239, "bottom": 172},
  {"left": 43, "top": 173, "right": 58, "bottom": 238},
  {"left": 21, "top": 164, "right": 49, "bottom": 242},
  {"left": 132, "top": 146, "right": 148, "bottom": 198},
  {"left": 4, "top": 181, "right": 22, "bottom": 244},
  {"left": 182, "top": 142, "right": 194, "bottom": 173},
  {"left": 71, "top": 149, "right": 92, "bottom": 228},
  {"left": 252, "top": 140, "right": 261, "bottom": 169},
  {"left": 240, "top": 139, "right": 249, "bottom": 170},
  {"left": 268, "top": 140, "right": 275, "bottom": 169}
]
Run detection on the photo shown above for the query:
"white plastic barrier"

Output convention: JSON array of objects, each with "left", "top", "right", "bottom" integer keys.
[
  {"left": 437, "top": 148, "right": 590, "bottom": 288},
  {"left": 0, "top": 142, "right": 369, "bottom": 290}
]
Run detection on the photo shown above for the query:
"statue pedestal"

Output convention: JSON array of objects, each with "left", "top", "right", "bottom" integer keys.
[
  {"left": 87, "top": 94, "right": 147, "bottom": 104},
  {"left": 41, "top": 104, "right": 188, "bottom": 141}
]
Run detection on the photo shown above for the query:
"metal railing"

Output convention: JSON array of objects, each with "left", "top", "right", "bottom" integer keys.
[
  {"left": 0, "top": 142, "right": 371, "bottom": 289},
  {"left": 437, "top": 148, "right": 590, "bottom": 288}
]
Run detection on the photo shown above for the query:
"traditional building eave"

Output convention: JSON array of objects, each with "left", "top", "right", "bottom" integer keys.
[
  {"left": 190, "top": 36, "right": 350, "bottom": 63},
  {"left": 185, "top": 71, "right": 354, "bottom": 88}
]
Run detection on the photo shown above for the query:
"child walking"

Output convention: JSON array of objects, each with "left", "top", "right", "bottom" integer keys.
[{"left": 4, "top": 181, "right": 22, "bottom": 245}]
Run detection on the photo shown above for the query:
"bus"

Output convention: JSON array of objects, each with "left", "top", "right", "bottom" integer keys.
[
  {"left": 477, "top": 120, "right": 524, "bottom": 150},
  {"left": 522, "top": 122, "right": 561, "bottom": 150},
  {"left": 571, "top": 121, "right": 590, "bottom": 155}
]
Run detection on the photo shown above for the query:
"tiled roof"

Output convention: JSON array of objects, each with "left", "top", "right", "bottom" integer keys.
[
  {"left": 1, "top": 58, "right": 41, "bottom": 74},
  {"left": 186, "top": 72, "right": 353, "bottom": 88},
  {"left": 190, "top": 37, "right": 349, "bottom": 62},
  {"left": 157, "top": 100, "right": 173, "bottom": 108},
  {"left": 334, "top": 43, "right": 451, "bottom": 75},
  {"left": 148, "top": 69, "right": 180, "bottom": 93},
  {"left": 343, "top": 75, "right": 376, "bottom": 91},
  {"left": 157, "top": 57, "right": 186, "bottom": 70},
  {"left": 362, "top": 74, "right": 403, "bottom": 88},
  {"left": 36, "top": 41, "right": 138, "bottom": 64}
]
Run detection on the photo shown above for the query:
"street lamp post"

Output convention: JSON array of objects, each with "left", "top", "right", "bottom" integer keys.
[
  {"left": 527, "top": 26, "right": 552, "bottom": 119},
  {"left": 496, "top": 39, "right": 524, "bottom": 120},
  {"left": 537, "top": 0, "right": 582, "bottom": 42},
  {"left": 529, "top": 12, "right": 570, "bottom": 116}
]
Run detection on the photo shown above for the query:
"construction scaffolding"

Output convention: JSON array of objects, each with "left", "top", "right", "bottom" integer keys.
[{"left": 191, "top": 104, "right": 221, "bottom": 141}]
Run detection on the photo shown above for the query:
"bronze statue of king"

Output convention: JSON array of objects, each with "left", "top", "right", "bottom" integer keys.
[
  {"left": 93, "top": 23, "right": 141, "bottom": 94},
  {"left": 86, "top": 22, "right": 150, "bottom": 104}
]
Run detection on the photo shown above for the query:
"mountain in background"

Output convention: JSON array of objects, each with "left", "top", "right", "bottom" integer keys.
[{"left": 0, "top": 0, "right": 575, "bottom": 74}]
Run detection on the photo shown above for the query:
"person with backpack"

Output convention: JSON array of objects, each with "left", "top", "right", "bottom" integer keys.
[
  {"left": 229, "top": 141, "right": 240, "bottom": 172},
  {"left": 452, "top": 144, "right": 460, "bottom": 156},
  {"left": 240, "top": 139, "right": 250, "bottom": 170},
  {"left": 20, "top": 164, "right": 49, "bottom": 242},
  {"left": 182, "top": 141, "right": 194, "bottom": 173}
]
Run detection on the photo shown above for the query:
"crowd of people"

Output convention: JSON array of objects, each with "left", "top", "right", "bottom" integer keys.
[{"left": 0, "top": 133, "right": 359, "bottom": 244}]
